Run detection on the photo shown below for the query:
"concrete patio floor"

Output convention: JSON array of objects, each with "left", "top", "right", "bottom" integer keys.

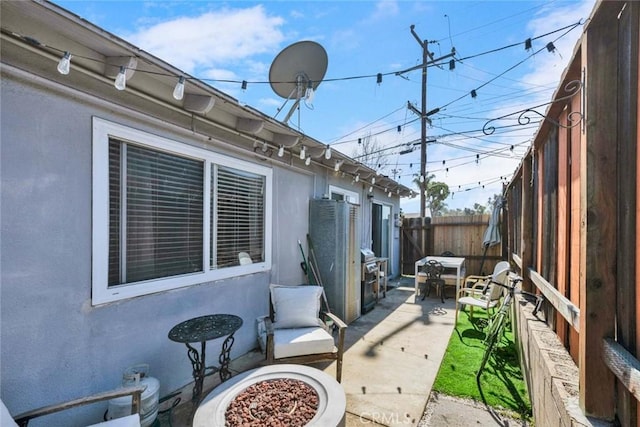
[{"left": 164, "top": 277, "right": 524, "bottom": 426}]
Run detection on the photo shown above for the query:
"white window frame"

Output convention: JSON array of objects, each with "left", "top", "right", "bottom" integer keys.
[
  {"left": 92, "top": 117, "right": 272, "bottom": 305},
  {"left": 329, "top": 185, "right": 360, "bottom": 204}
]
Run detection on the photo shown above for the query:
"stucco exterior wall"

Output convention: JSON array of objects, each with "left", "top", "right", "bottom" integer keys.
[{"left": 0, "top": 63, "right": 401, "bottom": 425}]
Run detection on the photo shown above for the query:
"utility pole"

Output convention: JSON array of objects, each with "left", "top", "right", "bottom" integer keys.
[
  {"left": 409, "top": 25, "right": 429, "bottom": 219},
  {"left": 404, "top": 28, "right": 455, "bottom": 217}
]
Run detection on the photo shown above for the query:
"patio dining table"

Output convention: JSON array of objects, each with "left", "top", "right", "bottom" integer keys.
[{"left": 415, "top": 256, "right": 466, "bottom": 300}]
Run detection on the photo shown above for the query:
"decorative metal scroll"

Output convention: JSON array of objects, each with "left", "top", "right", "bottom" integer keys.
[{"left": 482, "top": 79, "right": 583, "bottom": 136}]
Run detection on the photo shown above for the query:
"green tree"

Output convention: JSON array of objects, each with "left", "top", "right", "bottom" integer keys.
[{"left": 413, "top": 174, "right": 449, "bottom": 217}]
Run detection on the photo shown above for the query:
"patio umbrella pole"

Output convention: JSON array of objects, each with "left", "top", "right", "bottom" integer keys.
[{"left": 478, "top": 243, "right": 489, "bottom": 276}]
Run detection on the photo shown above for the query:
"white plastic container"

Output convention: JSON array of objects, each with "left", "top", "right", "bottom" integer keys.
[{"left": 108, "top": 364, "right": 160, "bottom": 427}]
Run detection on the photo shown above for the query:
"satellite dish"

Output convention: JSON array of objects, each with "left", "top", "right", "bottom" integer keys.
[{"left": 269, "top": 41, "right": 328, "bottom": 123}]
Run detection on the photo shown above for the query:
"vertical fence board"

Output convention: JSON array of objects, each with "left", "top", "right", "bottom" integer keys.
[
  {"left": 581, "top": 3, "right": 618, "bottom": 417},
  {"left": 616, "top": 2, "right": 639, "bottom": 426},
  {"left": 557, "top": 109, "right": 570, "bottom": 347},
  {"left": 569, "top": 76, "right": 582, "bottom": 364}
]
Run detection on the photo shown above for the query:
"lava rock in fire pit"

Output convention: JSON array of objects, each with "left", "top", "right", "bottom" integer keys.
[{"left": 225, "top": 378, "right": 319, "bottom": 426}]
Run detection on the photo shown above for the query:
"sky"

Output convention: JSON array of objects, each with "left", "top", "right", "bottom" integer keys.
[{"left": 54, "top": 0, "right": 595, "bottom": 214}]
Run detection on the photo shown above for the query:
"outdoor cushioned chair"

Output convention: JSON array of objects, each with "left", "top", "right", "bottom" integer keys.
[
  {"left": 260, "top": 284, "right": 347, "bottom": 382},
  {"left": 4, "top": 385, "right": 146, "bottom": 427},
  {"left": 454, "top": 261, "right": 510, "bottom": 327}
]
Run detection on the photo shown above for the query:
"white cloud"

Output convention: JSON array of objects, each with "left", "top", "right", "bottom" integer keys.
[
  {"left": 368, "top": 0, "right": 400, "bottom": 22},
  {"left": 126, "top": 5, "right": 285, "bottom": 74}
]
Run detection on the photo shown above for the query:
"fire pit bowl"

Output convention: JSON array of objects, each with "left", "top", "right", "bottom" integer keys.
[{"left": 193, "top": 364, "right": 346, "bottom": 427}]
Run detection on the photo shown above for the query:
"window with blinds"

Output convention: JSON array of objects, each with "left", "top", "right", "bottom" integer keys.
[
  {"left": 94, "top": 118, "right": 272, "bottom": 304},
  {"left": 108, "top": 140, "right": 204, "bottom": 286},
  {"left": 213, "top": 166, "right": 265, "bottom": 268}
]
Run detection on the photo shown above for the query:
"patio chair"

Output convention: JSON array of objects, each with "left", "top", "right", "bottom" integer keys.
[
  {"left": 4, "top": 385, "right": 146, "bottom": 427},
  {"left": 421, "top": 260, "right": 446, "bottom": 303},
  {"left": 454, "top": 261, "right": 510, "bottom": 327},
  {"left": 259, "top": 284, "right": 347, "bottom": 382}
]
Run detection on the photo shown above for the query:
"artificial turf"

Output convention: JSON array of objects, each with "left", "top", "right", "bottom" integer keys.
[{"left": 432, "top": 308, "right": 532, "bottom": 421}]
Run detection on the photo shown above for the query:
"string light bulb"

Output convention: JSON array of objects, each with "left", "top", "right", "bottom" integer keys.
[
  {"left": 324, "top": 145, "right": 332, "bottom": 160},
  {"left": 371, "top": 177, "right": 376, "bottom": 185},
  {"left": 173, "top": 76, "right": 185, "bottom": 100},
  {"left": 277, "top": 146, "right": 284, "bottom": 157},
  {"left": 369, "top": 185, "right": 373, "bottom": 193},
  {"left": 299, "top": 146, "right": 306, "bottom": 160},
  {"left": 241, "top": 80, "right": 248, "bottom": 90},
  {"left": 524, "top": 38, "right": 532, "bottom": 51},
  {"left": 419, "top": 175, "right": 424, "bottom": 183},
  {"left": 57, "top": 52, "right": 71, "bottom": 75},
  {"left": 334, "top": 160, "right": 341, "bottom": 172},
  {"left": 305, "top": 156, "right": 311, "bottom": 166},
  {"left": 114, "top": 66, "right": 127, "bottom": 90},
  {"left": 510, "top": 145, "right": 515, "bottom": 157},
  {"left": 355, "top": 174, "right": 360, "bottom": 183}
]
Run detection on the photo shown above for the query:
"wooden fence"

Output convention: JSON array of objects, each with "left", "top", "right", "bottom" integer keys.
[{"left": 400, "top": 214, "right": 503, "bottom": 276}]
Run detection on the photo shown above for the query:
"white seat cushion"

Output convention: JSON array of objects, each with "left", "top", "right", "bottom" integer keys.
[
  {"left": 270, "top": 285, "right": 322, "bottom": 329},
  {"left": 273, "top": 326, "right": 335, "bottom": 359}
]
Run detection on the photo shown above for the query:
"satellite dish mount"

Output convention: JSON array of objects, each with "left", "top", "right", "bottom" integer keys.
[{"left": 269, "top": 41, "right": 328, "bottom": 125}]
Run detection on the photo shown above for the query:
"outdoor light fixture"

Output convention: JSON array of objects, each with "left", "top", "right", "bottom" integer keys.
[
  {"left": 114, "top": 66, "right": 127, "bottom": 90},
  {"left": 57, "top": 52, "right": 71, "bottom": 75},
  {"left": 278, "top": 146, "right": 285, "bottom": 157},
  {"left": 334, "top": 160, "right": 342, "bottom": 172},
  {"left": 299, "top": 146, "right": 306, "bottom": 160},
  {"left": 324, "top": 145, "right": 331, "bottom": 160},
  {"left": 173, "top": 76, "right": 185, "bottom": 100},
  {"left": 355, "top": 174, "right": 360, "bottom": 183},
  {"left": 305, "top": 156, "right": 311, "bottom": 166}
]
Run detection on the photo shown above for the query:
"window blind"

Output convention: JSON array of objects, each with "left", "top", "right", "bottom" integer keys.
[
  {"left": 214, "top": 166, "right": 265, "bottom": 268},
  {"left": 108, "top": 140, "right": 204, "bottom": 285}
]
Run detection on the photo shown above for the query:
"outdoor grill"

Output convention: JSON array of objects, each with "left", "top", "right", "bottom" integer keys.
[{"left": 360, "top": 249, "right": 379, "bottom": 314}]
